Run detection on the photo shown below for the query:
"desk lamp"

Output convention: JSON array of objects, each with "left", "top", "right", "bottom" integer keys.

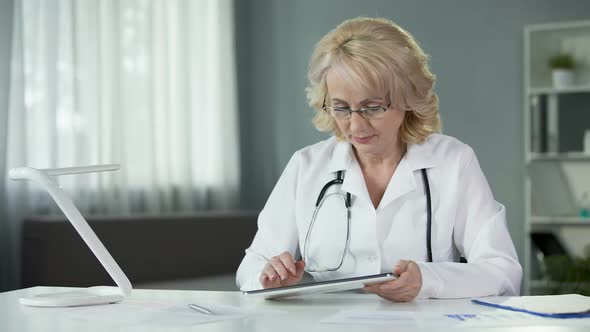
[{"left": 9, "top": 165, "right": 132, "bottom": 307}]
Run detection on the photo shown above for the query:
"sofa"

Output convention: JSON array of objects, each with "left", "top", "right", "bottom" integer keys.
[{"left": 21, "top": 211, "right": 259, "bottom": 291}]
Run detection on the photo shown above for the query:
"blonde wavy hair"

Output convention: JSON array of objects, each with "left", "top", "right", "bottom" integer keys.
[{"left": 306, "top": 17, "right": 441, "bottom": 144}]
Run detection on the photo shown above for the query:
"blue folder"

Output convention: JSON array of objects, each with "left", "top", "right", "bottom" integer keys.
[{"left": 472, "top": 298, "right": 590, "bottom": 319}]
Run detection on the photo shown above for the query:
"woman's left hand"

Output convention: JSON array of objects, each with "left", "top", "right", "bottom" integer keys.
[{"left": 364, "top": 260, "right": 422, "bottom": 302}]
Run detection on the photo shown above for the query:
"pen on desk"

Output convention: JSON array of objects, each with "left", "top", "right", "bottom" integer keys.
[{"left": 188, "top": 304, "right": 214, "bottom": 315}]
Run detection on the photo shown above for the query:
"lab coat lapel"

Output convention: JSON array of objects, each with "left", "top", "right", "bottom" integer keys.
[
  {"left": 378, "top": 140, "right": 437, "bottom": 209},
  {"left": 378, "top": 158, "right": 416, "bottom": 209}
]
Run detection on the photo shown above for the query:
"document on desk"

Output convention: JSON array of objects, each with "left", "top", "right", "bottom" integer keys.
[
  {"left": 63, "top": 300, "right": 285, "bottom": 327},
  {"left": 321, "top": 310, "right": 590, "bottom": 327}
]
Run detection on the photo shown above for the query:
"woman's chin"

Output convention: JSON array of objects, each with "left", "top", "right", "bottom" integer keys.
[{"left": 351, "top": 142, "right": 380, "bottom": 155}]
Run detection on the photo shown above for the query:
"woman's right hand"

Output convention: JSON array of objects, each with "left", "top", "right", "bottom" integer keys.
[{"left": 259, "top": 251, "right": 306, "bottom": 288}]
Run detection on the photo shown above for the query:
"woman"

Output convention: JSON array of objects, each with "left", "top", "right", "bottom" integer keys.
[{"left": 236, "top": 17, "right": 522, "bottom": 302}]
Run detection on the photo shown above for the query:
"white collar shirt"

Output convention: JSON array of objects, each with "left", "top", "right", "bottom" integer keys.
[{"left": 236, "top": 134, "right": 522, "bottom": 298}]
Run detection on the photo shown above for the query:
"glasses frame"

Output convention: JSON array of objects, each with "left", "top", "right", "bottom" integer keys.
[{"left": 321, "top": 92, "right": 391, "bottom": 120}]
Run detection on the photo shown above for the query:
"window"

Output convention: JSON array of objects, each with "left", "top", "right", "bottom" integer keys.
[{"left": 6, "top": 0, "right": 240, "bottom": 214}]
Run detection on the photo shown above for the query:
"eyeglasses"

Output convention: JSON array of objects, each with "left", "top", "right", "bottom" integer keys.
[{"left": 322, "top": 92, "right": 391, "bottom": 120}]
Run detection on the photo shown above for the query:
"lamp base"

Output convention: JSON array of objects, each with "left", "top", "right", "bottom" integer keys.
[{"left": 20, "top": 286, "right": 125, "bottom": 307}]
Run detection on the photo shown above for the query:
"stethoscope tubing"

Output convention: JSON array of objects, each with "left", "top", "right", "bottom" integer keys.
[{"left": 304, "top": 168, "right": 433, "bottom": 273}]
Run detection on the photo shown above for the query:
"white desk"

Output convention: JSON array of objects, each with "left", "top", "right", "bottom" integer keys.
[{"left": 0, "top": 287, "right": 587, "bottom": 331}]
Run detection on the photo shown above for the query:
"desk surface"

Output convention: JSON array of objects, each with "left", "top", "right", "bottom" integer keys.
[{"left": 1, "top": 287, "right": 587, "bottom": 331}]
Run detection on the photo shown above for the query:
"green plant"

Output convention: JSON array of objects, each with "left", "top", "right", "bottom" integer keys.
[
  {"left": 543, "top": 245, "right": 590, "bottom": 295},
  {"left": 548, "top": 53, "right": 575, "bottom": 70}
]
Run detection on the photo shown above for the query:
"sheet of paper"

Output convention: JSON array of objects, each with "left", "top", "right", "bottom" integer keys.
[
  {"left": 321, "top": 310, "right": 590, "bottom": 327},
  {"left": 63, "top": 300, "right": 285, "bottom": 327}
]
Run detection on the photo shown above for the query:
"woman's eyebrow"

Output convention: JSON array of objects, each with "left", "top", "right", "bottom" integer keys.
[
  {"left": 330, "top": 97, "right": 383, "bottom": 104},
  {"left": 330, "top": 98, "right": 348, "bottom": 104}
]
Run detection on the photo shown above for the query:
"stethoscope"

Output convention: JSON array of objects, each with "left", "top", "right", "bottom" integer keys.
[{"left": 303, "top": 168, "right": 432, "bottom": 273}]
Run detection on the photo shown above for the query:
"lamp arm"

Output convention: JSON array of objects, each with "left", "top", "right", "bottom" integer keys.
[{"left": 9, "top": 166, "right": 132, "bottom": 297}]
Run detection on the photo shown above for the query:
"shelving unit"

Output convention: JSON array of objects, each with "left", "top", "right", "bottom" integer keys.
[
  {"left": 528, "top": 85, "right": 590, "bottom": 95},
  {"left": 523, "top": 20, "right": 590, "bottom": 295},
  {"left": 528, "top": 152, "right": 590, "bottom": 162},
  {"left": 530, "top": 216, "right": 590, "bottom": 226}
]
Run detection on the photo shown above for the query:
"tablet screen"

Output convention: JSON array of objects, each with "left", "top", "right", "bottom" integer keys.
[{"left": 242, "top": 272, "right": 396, "bottom": 299}]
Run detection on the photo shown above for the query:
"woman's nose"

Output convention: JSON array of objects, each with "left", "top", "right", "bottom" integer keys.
[{"left": 349, "top": 112, "right": 369, "bottom": 132}]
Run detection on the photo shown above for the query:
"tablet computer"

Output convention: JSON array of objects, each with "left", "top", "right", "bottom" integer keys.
[{"left": 242, "top": 273, "right": 396, "bottom": 299}]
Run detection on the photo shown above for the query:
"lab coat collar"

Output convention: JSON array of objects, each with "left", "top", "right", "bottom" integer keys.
[
  {"left": 327, "top": 139, "right": 354, "bottom": 174},
  {"left": 326, "top": 140, "right": 368, "bottom": 202},
  {"left": 327, "top": 136, "right": 437, "bottom": 174},
  {"left": 326, "top": 136, "right": 437, "bottom": 208},
  {"left": 404, "top": 138, "right": 437, "bottom": 171}
]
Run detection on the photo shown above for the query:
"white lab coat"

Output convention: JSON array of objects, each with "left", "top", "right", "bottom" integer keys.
[{"left": 236, "top": 134, "right": 522, "bottom": 298}]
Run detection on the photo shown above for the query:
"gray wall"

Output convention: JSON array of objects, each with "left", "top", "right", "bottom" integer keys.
[{"left": 235, "top": 0, "right": 590, "bottom": 261}]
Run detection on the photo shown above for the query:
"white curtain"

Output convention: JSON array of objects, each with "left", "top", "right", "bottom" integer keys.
[{"left": 2, "top": 0, "right": 240, "bottom": 289}]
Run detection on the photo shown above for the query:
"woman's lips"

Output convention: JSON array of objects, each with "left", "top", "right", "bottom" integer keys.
[{"left": 352, "top": 135, "right": 375, "bottom": 144}]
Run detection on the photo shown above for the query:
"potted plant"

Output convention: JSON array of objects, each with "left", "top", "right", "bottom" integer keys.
[
  {"left": 542, "top": 245, "right": 590, "bottom": 295},
  {"left": 548, "top": 53, "right": 575, "bottom": 88}
]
